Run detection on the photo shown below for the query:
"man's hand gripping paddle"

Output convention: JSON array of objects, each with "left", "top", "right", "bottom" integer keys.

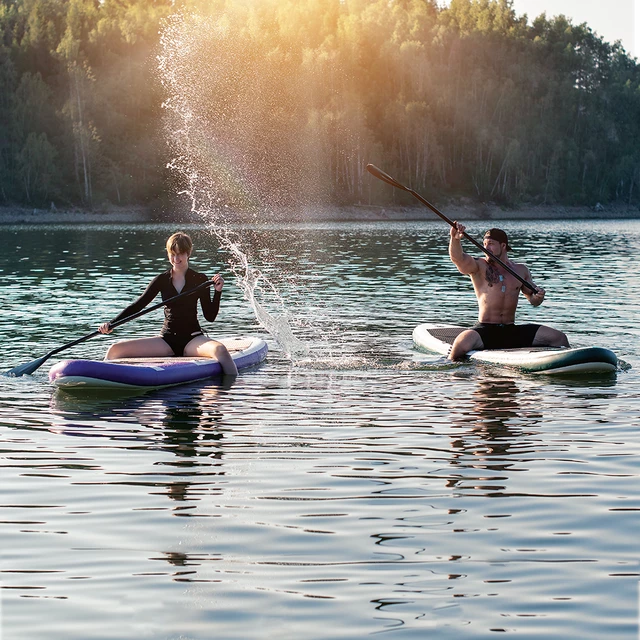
[{"left": 366, "top": 164, "right": 539, "bottom": 294}]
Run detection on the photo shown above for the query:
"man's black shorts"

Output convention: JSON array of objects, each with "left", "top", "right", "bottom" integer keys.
[{"left": 472, "top": 323, "right": 541, "bottom": 350}]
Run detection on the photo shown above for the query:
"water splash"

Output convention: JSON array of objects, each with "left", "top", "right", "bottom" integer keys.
[
  {"left": 216, "top": 231, "right": 310, "bottom": 358},
  {"left": 157, "top": 10, "right": 329, "bottom": 359},
  {"left": 290, "top": 355, "right": 460, "bottom": 372}
]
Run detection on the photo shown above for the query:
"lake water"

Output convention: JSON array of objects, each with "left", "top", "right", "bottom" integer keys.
[{"left": 1, "top": 219, "right": 639, "bottom": 639}]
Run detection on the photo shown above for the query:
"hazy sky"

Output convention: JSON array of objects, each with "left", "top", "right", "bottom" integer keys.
[
  {"left": 441, "top": 1, "right": 638, "bottom": 58},
  {"left": 510, "top": 0, "right": 637, "bottom": 57}
]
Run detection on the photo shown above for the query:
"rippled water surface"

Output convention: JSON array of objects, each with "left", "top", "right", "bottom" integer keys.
[{"left": 1, "top": 220, "right": 639, "bottom": 639}]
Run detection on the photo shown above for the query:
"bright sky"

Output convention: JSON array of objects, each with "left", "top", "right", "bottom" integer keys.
[
  {"left": 510, "top": 0, "right": 637, "bottom": 57},
  {"left": 440, "top": 1, "right": 638, "bottom": 58}
]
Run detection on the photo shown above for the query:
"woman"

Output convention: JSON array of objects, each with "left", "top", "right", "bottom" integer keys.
[{"left": 98, "top": 231, "right": 238, "bottom": 376}]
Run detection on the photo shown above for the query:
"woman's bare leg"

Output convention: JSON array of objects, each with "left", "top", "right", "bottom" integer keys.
[
  {"left": 184, "top": 336, "right": 238, "bottom": 376},
  {"left": 105, "top": 337, "right": 174, "bottom": 360}
]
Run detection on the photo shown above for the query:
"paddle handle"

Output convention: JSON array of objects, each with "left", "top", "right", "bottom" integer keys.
[
  {"left": 5, "top": 279, "right": 218, "bottom": 376},
  {"left": 366, "top": 164, "right": 539, "bottom": 295},
  {"left": 408, "top": 187, "right": 539, "bottom": 293}
]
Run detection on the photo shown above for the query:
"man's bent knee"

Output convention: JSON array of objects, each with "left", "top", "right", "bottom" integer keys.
[
  {"left": 533, "top": 326, "right": 570, "bottom": 348},
  {"left": 449, "top": 329, "right": 483, "bottom": 361}
]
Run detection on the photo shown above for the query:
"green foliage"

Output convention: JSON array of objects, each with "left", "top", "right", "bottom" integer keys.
[
  {"left": 0, "top": 0, "right": 638, "bottom": 209},
  {"left": 16, "top": 130, "right": 57, "bottom": 202}
]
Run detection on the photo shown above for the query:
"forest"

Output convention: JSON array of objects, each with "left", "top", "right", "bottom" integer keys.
[{"left": 1, "top": 0, "right": 639, "bottom": 212}]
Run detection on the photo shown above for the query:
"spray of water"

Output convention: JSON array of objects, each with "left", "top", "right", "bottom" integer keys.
[
  {"left": 156, "top": 9, "right": 425, "bottom": 372},
  {"left": 157, "top": 10, "right": 330, "bottom": 359}
]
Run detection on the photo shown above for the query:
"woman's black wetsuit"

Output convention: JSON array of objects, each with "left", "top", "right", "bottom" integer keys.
[{"left": 110, "top": 268, "right": 221, "bottom": 356}]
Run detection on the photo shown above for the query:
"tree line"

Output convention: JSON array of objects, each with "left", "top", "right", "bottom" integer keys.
[{"left": 1, "top": 0, "right": 639, "bottom": 212}]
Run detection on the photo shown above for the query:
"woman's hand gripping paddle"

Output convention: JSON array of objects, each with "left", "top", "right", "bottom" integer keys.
[{"left": 5, "top": 279, "right": 216, "bottom": 377}]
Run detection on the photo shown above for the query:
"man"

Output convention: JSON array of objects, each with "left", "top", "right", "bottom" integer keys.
[{"left": 448, "top": 223, "right": 569, "bottom": 360}]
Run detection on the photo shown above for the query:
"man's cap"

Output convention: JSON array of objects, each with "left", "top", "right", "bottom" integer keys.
[{"left": 484, "top": 228, "right": 512, "bottom": 251}]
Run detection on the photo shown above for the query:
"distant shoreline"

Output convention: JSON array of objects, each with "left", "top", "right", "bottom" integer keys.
[
  {"left": 297, "top": 202, "right": 640, "bottom": 222},
  {"left": 0, "top": 206, "right": 152, "bottom": 225},
  {"left": 1, "top": 202, "right": 639, "bottom": 225}
]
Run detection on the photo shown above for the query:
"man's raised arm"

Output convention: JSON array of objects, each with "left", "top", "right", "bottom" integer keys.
[{"left": 449, "top": 222, "right": 479, "bottom": 275}]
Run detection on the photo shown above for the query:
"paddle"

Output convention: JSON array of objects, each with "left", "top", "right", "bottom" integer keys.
[
  {"left": 366, "top": 164, "right": 539, "bottom": 294},
  {"left": 5, "top": 279, "right": 216, "bottom": 377}
]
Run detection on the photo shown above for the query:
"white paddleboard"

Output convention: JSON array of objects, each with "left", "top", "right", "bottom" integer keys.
[{"left": 413, "top": 324, "right": 617, "bottom": 374}]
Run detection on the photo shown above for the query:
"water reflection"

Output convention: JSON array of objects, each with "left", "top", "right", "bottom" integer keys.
[
  {"left": 50, "top": 382, "right": 229, "bottom": 505},
  {"left": 542, "top": 372, "right": 619, "bottom": 390},
  {"left": 447, "top": 376, "right": 542, "bottom": 492},
  {"left": 2, "top": 222, "right": 638, "bottom": 640}
]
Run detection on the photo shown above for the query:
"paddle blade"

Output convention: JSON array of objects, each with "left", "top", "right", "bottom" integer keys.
[
  {"left": 366, "top": 164, "right": 408, "bottom": 191},
  {"left": 4, "top": 355, "right": 50, "bottom": 377}
]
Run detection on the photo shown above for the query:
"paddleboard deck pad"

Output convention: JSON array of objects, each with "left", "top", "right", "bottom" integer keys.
[
  {"left": 413, "top": 324, "right": 617, "bottom": 374},
  {"left": 49, "top": 336, "right": 268, "bottom": 390}
]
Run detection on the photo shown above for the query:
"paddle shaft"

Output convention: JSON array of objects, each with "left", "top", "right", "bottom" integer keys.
[
  {"left": 6, "top": 279, "right": 216, "bottom": 376},
  {"left": 366, "top": 164, "right": 539, "bottom": 294}
]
